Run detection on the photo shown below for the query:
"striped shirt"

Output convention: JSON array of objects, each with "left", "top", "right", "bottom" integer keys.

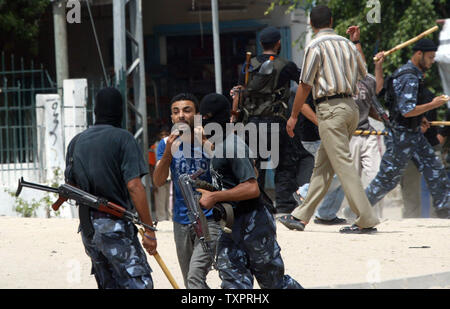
[{"left": 300, "top": 28, "right": 367, "bottom": 100}]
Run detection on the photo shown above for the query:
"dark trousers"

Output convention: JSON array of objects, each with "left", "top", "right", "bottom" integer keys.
[
  {"left": 80, "top": 215, "right": 153, "bottom": 289},
  {"left": 247, "top": 116, "right": 314, "bottom": 213},
  {"left": 216, "top": 205, "right": 303, "bottom": 289}
]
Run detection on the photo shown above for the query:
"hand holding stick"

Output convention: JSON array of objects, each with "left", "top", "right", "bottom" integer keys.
[{"left": 373, "top": 26, "right": 439, "bottom": 61}]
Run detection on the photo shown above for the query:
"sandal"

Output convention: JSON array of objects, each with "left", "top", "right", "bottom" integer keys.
[
  {"left": 278, "top": 215, "right": 306, "bottom": 231},
  {"left": 339, "top": 224, "right": 377, "bottom": 234}
]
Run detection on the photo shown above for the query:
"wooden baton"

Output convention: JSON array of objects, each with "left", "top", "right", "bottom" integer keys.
[
  {"left": 373, "top": 26, "right": 439, "bottom": 61},
  {"left": 138, "top": 229, "right": 180, "bottom": 289},
  {"left": 244, "top": 52, "right": 252, "bottom": 86},
  {"left": 431, "top": 121, "right": 450, "bottom": 126},
  {"left": 354, "top": 130, "right": 388, "bottom": 136}
]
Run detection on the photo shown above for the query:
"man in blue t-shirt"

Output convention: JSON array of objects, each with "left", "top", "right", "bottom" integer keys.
[{"left": 153, "top": 93, "right": 220, "bottom": 289}]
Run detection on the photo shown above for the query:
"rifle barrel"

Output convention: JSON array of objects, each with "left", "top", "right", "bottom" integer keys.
[{"left": 17, "top": 178, "right": 58, "bottom": 196}]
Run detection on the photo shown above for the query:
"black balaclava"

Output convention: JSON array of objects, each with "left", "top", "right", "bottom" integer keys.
[
  {"left": 199, "top": 93, "right": 231, "bottom": 129},
  {"left": 94, "top": 87, "right": 123, "bottom": 128}
]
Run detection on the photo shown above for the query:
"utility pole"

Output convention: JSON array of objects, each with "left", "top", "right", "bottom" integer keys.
[
  {"left": 113, "top": 0, "right": 153, "bottom": 216},
  {"left": 52, "top": 0, "right": 69, "bottom": 95},
  {"left": 211, "top": 0, "right": 222, "bottom": 94}
]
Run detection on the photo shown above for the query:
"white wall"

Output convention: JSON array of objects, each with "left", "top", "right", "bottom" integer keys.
[{"left": 0, "top": 79, "right": 88, "bottom": 219}]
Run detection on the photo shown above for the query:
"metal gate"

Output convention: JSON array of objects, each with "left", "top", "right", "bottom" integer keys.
[{"left": 0, "top": 52, "right": 57, "bottom": 187}]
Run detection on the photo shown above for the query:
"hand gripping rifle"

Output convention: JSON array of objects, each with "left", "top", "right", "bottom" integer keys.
[
  {"left": 15, "top": 177, "right": 156, "bottom": 232},
  {"left": 178, "top": 169, "right": 234, "bottom": 270}
]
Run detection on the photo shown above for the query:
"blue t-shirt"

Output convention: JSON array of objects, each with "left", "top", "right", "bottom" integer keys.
[{"left": 156, "top": 137, "right": 213, "bottom": 224}]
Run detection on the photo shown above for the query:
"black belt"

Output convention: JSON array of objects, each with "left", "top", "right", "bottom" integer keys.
[{"left": 314, "top": 94, "right": 352, "bottom": 104}]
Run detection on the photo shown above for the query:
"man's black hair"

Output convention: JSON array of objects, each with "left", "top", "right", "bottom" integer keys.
[
  {"left": 261, "top": 41, "right": 278, "bottom": 51},
  {"left": 170, "top": 92, "right": 199, "bottom": 112},
  {"left": 310, "top": 5, "right": 332, "bottom": 29}
]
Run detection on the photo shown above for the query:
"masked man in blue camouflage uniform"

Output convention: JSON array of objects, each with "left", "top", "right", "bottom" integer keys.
[
  {"left": 65, "top": 87, "right": 156, "bottom": 288},
  {"left": 196, "top": 93, "right": 302, "bottom": 289},
  {"left": 365, "top": 39, "right": 450, "bottom": 219}
]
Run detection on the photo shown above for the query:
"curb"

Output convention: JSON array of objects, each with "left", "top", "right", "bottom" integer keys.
[{"left": 312, "top": 272, "right": 450, "bottom": 289}]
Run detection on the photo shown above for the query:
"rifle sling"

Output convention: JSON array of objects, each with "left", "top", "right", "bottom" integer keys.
[{"left": 67, "top": 133, "right": 96, "bottom": 238}]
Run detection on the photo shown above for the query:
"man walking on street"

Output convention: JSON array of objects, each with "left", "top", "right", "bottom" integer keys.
[
  {"left": 365, "top": 39, "right": 450, "bottom": 218},
  {"left": 279, "top": 5, "right": 380, "bottom": 233}
]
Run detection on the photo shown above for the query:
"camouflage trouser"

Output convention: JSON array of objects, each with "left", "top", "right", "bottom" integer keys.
[
  {"left": 80, "top": 215, "right": 153, "bottom": 289},
  {"left": 366, "top": 128, "right": 450, "bottom": 212},
  {"left": 216, "top": 205, "right": 302, "bottom": 289}
]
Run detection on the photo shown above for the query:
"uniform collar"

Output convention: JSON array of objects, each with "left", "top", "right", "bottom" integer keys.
[{"left": 405, "top": 60, "right": 424, "bottom": 78}]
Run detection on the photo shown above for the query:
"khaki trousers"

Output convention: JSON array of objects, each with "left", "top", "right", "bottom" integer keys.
[{"left": 292, "top": 98, "right": 380, "bottom": 228}]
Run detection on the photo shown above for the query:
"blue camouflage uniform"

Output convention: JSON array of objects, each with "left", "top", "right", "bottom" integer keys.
[
  {"left": 81, "top": 214, "right": 153, "bottom": 289},
  {"left": 212, "top": 133, "right": 302, "bottom": 289},
  {"left": 365, "top": 61, "right": 450, "bottom": 217}
]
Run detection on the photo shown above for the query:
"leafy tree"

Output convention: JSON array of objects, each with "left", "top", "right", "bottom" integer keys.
[
  {"left": 266, "top": 0, "right": 449, "bottom": 96},
  {"left": 0, "top": 0, "right": 51, "bottom": 56}
]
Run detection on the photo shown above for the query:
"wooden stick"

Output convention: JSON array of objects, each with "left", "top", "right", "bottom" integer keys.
[
  {"left": 139, "top": 229, "right": 180, "bottom": 289},
  {"left": 430, "top": 121, "right": 450, "bottom": 126},
  {"left": 373, "top": 26, "right": 439, "bottom": 61},
  {"left": 354, "top": 130, "right": 388, "bottom": 136},
  {"left": 244, "top": 52, "right": 252, "bottom": 86}
]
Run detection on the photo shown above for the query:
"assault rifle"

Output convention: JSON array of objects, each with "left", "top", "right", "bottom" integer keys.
[
  {"left": 371, "top": 95, "right": 392, "bottom": 129},
  {"left": 15, "top": 177, "right": 156, "bottom": 232},
  {"left": 178, "top": 169, "right": 234, "bottom": 270},
  {"left": 231, "top": 51, "right": 252, "bottom": 123}
]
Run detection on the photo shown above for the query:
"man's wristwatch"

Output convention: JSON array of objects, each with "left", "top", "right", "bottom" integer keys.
[{"left": 352, "top": 40, "right": 361, "bottom": 45}]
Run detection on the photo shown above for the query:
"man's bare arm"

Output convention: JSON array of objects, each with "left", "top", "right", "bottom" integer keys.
[
  {"left": 127, "top": 177, "right": 157, "bottom": 254},
  {"left": 374, "top": 53, "right": 385, "bottom": 95},
  {"left": 404, "top": 96, "right": 448, "bottom": 117},
  {"left": 286, "top": 82, "right": 313, "bottom": 138},
  {"left": 301, "top": 103, "right": 318, "bottom": 126},
  {"left": 153, "top": 133, "right": 179, "bottom": 187}
]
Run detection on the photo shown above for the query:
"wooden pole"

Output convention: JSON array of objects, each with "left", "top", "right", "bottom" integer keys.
[
  {"left": 373, "top": 26, "right": 439, "bottom": 61},
  {"left": 138, "top": 229, "right": 180, "bottom": 289}
]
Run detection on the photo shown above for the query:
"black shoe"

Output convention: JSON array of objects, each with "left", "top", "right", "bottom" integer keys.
[
  {"left": 278, "top": 215, "right": 305, "bottom": 231},
  {"left": 314, "top": 216, "right": 347, "bottom": 225},
  {"left": 339, "top": 224, "right": 377, "bottom": 234}
]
